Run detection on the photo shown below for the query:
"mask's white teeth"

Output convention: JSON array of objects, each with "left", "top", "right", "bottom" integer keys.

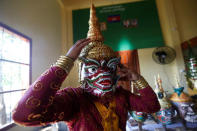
[
  {"left": 97, "top": 78, "right": 111, "bottom": 83},
  {"left": 96, "top": 77, "right": 112, "bottom": 89}
]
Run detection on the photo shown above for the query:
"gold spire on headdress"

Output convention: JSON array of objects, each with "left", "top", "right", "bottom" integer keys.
[
  {"left": 87, "top": 4, "right": 104, "bottom": 42},
  {"left": 154, "top": 75, "right": 172, "bottom": 109},
  {"left": 79, "top": 4, "right": 117, "bottom": 60},
  {"left": 157, "top": 74, "right": 164, "bottom": 92}
]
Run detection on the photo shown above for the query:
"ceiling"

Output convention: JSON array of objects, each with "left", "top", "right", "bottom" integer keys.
[{"left": 61, "top": 0, "right": 142, "bottom": 9}]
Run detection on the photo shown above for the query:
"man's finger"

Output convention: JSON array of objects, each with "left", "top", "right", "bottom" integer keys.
[
  {"left": 76, "top": 38, "right": 90, "bottom": 45},
  {"left": 79, "top": 39, "right": 91, "bottom": 48},
  {"left": 77, "top": 38, "right": 87, "bottom": 43}
]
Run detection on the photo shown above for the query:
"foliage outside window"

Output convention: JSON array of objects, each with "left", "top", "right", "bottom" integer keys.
[{"left": 0, "top": 23, "right": 31, "bottom": 128}]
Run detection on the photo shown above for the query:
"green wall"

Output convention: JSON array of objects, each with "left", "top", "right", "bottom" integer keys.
[{"left": 73, "top": 0, "right": 164, "bottom": 51}]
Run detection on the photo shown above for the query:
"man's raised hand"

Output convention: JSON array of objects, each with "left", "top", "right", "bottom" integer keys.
[{"left": 66, "top": 38, "right": 91, "bottom": 60}]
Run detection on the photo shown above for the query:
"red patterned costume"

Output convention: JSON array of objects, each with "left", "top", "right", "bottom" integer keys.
[{"left": 12, "top": 4, "right": 160, "bottom": 131}]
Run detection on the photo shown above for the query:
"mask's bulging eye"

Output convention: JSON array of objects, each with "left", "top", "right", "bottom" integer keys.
[
  {"left": 181, "top": 106, "right": 188, "bottom": 110},
  {"left": 110, "top": 65, "right": 116, "bottom": 71},
  {"left": 87, "top": 66, "right": 98, "bottom": 74},
  {"left": 158, "top": 92, "right": 164, "bottom": 99}
]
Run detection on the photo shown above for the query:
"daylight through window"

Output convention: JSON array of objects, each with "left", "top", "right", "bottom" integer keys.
[{"left": 0, "top": 23, "right": 31, "bottom": 128}]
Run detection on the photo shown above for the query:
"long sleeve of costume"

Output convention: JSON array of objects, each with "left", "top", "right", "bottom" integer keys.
[
  {"left": 12, "top": 66, "right": 79, "bottom": 126},
  {"left": 128, "top": 85, "right": 160, "bottom": 113}
]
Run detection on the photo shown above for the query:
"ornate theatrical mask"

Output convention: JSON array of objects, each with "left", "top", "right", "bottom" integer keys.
[
  {"left": 79, "top": 57, "right": 120, "bottom": 97},
  {"left": 173, "top": 102, "right": 197, "bottom": 123},
  {"left": 154, "top": 75, "right": 177, "bottom": 125},
  {"left": 78, "top": 4, "right": 120, "bottom": 97},
  {"left": 155, "top": 108, "right": 177, "bottom": 125},
  {"left": 170, "top": 87, "right": 197, "bottom": 123}
]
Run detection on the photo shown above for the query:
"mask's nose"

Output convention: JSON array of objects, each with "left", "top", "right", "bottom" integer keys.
[{"left": 99, "top": 67, "right": 111, "bottom": 74}]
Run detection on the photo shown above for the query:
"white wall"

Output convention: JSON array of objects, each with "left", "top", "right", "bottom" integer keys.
[
  {"left": 172, "top": 0, "right": 197, "bottom": 42},
  {"left": 0, "top": 0, "right": 62, "bottom": 82},
  {"left": 0, "top": 0, "right": 62, "bottom": 130}
]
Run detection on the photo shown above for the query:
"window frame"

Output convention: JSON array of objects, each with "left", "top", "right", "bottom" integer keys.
[{"left": 0, "top": 22, "right": 32, "bottom": 130}]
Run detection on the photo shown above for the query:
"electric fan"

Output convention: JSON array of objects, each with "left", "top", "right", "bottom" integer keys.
[{"left": 152, "top": 46, "right": 176, "bottom": 65}]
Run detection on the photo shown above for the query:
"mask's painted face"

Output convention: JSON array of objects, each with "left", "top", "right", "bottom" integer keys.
[
  {"left": 173, "top": 102, "right": 197, "bottom": 123},
  {"left": 80, "top": 57, "right": 120, "bottom": 97},
  {"left": 156, "top": 108, "right": 177, "bottom": 125}
]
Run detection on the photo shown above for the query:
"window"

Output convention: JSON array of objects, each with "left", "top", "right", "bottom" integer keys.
[{"left": 0, "top": 23, "right": 31, "bottom": 128}]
